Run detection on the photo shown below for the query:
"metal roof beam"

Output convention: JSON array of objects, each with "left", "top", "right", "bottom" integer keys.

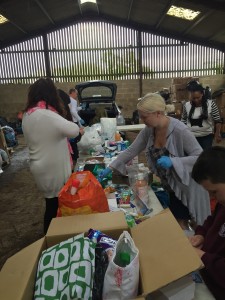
[
  {"left": 188, "top": 0, "right": 225, "bottom": 11},
  {"left": 155, "top": 0, "right": 176, "bottom": 30},
  {"left": 127, "top": 0, "right": 134, "bottom": 21},
  {"left": 182, "top": 10, "right": 214, "bottom": 35},
  {"left": 34, "top": 0, "right": 55, "bottom": 25},
  {"left": 208, "top": 28, "right": 225, "bottom": 42},
  {"left": 0, "top": 7, "right": 27, "bottom": 34}
]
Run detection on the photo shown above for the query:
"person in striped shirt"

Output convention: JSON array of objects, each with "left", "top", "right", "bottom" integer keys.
[{"left": 181, "top": 80, "right": 222, "bottom": 149}]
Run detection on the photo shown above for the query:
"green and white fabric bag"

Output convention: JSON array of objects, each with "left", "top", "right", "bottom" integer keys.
[{"left": 34, "top": 233, "right": 95, "bottom": 300}]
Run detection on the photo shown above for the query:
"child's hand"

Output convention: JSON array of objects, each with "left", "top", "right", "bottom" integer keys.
[
  {"left": 194, "top": 247, "right": 205, "bottom": 258},
  {"left": 188, "top": 234, "right": 204, "bottom": 248}
]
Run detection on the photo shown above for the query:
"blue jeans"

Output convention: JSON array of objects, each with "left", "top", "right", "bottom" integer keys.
[{"left": 196, "top": 134, "right": 214, "bottom": 150}]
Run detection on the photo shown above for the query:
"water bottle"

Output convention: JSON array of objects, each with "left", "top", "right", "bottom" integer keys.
[
  {"left": 116, "top": 113, "right": 125, "bottom": 125},
  {"left": 70, "top": 179, "right": 80, "bottom": 195},
  {"left": 119, "top": 252, "right": 130, "bottom": 267},
  {"left": 135, "top": 173, "right": 149, "bottom": 206},
  {"left": 125, "top": 213, "right": 136, "bottom": 228}
]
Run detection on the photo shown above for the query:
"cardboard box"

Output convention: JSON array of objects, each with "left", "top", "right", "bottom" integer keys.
[
  {"left": 170, "top": 91, "right": 189, "bottom": 102},
  {"left": 221, "top": 123, "right": 225, "bottom": 133},
  {"left": 170, "top": 84, "right": 187, "bottom": 93},
  {"left": 0, "top": 209, "right": 203, "bottom": 299},
  {"left": 220, "top": 108, "right": 225, "bottom": 123},
  {"left": 171, "top": 77, "right": 199, "bottom": 85},
  {"left": 215, "top": 92, "right": 225, "bottom": 108},
  {"left": 148, "top": 276, "right": 195, "bottom": 300}
]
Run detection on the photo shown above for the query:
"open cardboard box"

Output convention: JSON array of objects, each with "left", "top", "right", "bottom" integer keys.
[{"left": 0, "top": 209, "right": 203, "bottom": 299}]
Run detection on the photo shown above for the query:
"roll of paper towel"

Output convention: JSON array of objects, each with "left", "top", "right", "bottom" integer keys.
[{"left": 101, "top": 117, "right": 117, "bottom": 141}]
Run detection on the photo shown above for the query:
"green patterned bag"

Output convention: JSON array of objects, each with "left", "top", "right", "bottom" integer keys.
[{"left": 34, "top": 233, "right": 95, "bottom": 300}]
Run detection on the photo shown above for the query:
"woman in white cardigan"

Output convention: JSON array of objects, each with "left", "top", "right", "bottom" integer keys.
[
  {"left": 108, "top": 93, "right": 211, "bottom": 225},
  {"left": 22, "top": 78, "right": 79, "bottom": 233}
]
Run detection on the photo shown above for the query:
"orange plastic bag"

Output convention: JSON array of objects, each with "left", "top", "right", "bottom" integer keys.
[{"left": 57, "top": 171, "right": 109, "bottom": 217}]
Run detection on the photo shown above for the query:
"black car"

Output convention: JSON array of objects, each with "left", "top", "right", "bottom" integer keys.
[{"left": 75, "top": 80, "right": 122, "bottom": 126}]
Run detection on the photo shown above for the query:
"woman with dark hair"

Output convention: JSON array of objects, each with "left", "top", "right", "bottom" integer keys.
[
  {"left": 181, "top": 80, "right": 222, "bottom": 149},
  {"left": 22, "top": 78, "right": 80, "bottom": 233},
  {"left": 57, "top": 88, "right": 73, "bottom": 121}
]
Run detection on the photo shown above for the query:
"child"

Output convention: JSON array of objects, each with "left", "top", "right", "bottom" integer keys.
[{"left": 190, "top": 146, "right": 225, "bottom": 300}]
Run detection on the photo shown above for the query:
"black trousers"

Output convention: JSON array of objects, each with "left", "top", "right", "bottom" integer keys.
[
  {"left": 169, "top": 192, "right": 191, "bottom": 220},
  {"left": 44, "top": 197, "right": 58, "bottom": 234}
]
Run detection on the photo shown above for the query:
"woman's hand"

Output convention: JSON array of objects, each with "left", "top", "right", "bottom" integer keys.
[
  {"left": 188, "top": 234, "right": 204, "bottom": 249},
  {"left": 79, "top": 127, "right": 85, "bottom": 136}
]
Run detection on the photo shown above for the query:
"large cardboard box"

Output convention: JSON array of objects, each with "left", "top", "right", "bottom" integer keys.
[
  {"left": 171, "top": 77, "right": 199, "bottom": 85},
  {"left": 215, "top": 92, "right": 225, "bottom": 108},
  {"left": 0, "top": 210, "right": 203, "bottom": 299}
]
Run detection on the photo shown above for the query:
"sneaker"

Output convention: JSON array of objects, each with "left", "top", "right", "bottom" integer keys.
[{"left": 0, "top": 169, "right": 3, "bottom": 174}]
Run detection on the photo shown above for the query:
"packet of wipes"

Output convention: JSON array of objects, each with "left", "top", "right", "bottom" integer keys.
[{"left": 88, "top": 228, "right": 117, "bottom": 260}]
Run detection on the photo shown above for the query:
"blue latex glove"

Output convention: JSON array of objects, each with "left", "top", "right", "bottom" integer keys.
[
  {"left": 97, "top": 167, "right": 112, "bottom": 182},
  {"left": 79, "top": 118, "right": 85, "bottom": 125},
  {"left": 157, "top": 156, "right": 172, "bottom": 169}
]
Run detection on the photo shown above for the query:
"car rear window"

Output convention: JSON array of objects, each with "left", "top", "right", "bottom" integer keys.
[{"left": 81, "top": 86, "right": 112, "bottom": 99}]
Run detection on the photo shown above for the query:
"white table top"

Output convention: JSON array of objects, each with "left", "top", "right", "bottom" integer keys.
[
  {"left": 116, "top": 124, "right": 145, "bottom": 131},
  {"left": 107, "top": 186, "right": 164, "bottom": 218}
]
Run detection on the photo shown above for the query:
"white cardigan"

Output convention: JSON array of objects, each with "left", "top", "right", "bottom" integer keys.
[{"left": 22, "top": 109, "right": 79, "bottom": 198}]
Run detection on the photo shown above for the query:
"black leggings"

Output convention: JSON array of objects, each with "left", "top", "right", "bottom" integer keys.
[{"left": 44, "top": 197, "right": 58, "bottom": 234}]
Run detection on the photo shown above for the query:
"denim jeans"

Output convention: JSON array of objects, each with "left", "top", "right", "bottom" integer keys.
[{"left": 196, "top": 134, "right": 214, "bottom": 150}]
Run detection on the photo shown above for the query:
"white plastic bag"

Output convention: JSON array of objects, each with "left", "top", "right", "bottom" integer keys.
[
  {"left": 101, "top": 117, "right": 117, "bottom": 141},
  {"left": 77, "top": 126, "right": 102, "bottom": 153},
  {"left": 103, "top": 231, "right": 139, "bottom": 300}
]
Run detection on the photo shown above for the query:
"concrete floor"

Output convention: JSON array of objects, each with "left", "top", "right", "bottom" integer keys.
[
  {"left": 0, "top": 134, "right": 225, "bottom": 271},
  {"left": 0, "top": 135, "right": 44, "bottom": 270}
]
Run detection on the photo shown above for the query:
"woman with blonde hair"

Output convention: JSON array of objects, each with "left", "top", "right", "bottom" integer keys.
[{"left": 101, "top": 93, "right": 211, "bottom": 225}]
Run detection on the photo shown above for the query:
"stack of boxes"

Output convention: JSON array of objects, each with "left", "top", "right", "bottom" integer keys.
[{"left": 170, "top": 77, "right": 199, "bottom": 119}]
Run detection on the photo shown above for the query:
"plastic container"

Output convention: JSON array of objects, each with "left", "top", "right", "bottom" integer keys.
[
  {"left": 115, "top": 131, "right": 121, "bottom": 141},
  {"left": 114, "top": 234, "right": 131, "bottom": 267},
  {"left": 117, "top": 141, "right": 122, "bottom": 152},
  {"left": 116, "top": 113, "right": 125, "bottom": 125},
  {"left": 135, "top": 173, "right": 149, "bottom": 205},
  {"left": 70, "top": 179, "right": 80, "bottom": 195},
  {"left": 121, "top": 141, "right": 126, "bottom": 151},
  {"left": 125, "top": 214, "right": 136, "bottom": 228},
  {"left": 75, "top": 159, "right": 85, "bottom": 172}
]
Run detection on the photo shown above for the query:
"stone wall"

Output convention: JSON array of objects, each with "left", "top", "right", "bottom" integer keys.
[{"left": 0, "top": 75, "right": 225, "bottom": 121}]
